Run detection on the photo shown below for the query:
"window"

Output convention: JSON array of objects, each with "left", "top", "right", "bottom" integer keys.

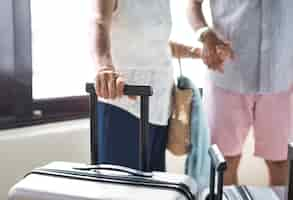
[
  {"left": 0, "top": 0, "right": 211, "bottom": 129},
  {"left": 0, "top": 0, "right": 90, "bottom": 129},
  {"left": 31, "top": 0, "right": 95, "bottom": 99},
  {"left": 0, "top": 0, "right": 34, "bottom": 129}
]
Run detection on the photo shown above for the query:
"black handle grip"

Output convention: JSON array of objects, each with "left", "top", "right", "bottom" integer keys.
[
  {"left": 86, "top": 83, "right": 96, "bottom": 94},
  {"left": 124, "top": 85, "right": 153, "bottom": 97},
  {"left": 86, "top": 83, "right": 153, "bottom": 97},
  {"left": 208, "top": 144, "right": 227, "bottom": 200},
  {"left": 86, "top": 83, "right": 153, "bottom": 172}
]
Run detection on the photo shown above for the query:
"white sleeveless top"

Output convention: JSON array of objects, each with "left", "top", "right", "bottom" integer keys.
[{"left": 100, "top": 0, "right": 174, "bottom": 126}]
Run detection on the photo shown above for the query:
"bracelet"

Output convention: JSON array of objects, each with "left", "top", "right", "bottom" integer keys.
[{"left": 196, "top": 26, "right": 210, "bottom": 43}]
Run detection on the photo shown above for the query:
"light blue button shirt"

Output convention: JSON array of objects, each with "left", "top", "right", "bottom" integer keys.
[{"left": 199, "top": 0, "right": 293, "bottom": 94}]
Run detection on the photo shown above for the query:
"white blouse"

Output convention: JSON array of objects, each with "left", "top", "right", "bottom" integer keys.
[{"left": 99, "top": 0, "right": 174, "bottom": 126}]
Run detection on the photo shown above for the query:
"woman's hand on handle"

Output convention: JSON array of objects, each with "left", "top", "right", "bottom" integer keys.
[
  {"left": 95, "top": 0, "right": 134, "bottom": 100},
  {"left": 95, "top": 66, "right": 124, "bottom": 99},
  {"left": 95, "top": 66, "right": 136, "bottom": 100}
]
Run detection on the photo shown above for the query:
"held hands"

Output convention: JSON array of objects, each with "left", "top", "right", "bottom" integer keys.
[{"left": 200, "top": 29, "right": 234, "bottom": 73}]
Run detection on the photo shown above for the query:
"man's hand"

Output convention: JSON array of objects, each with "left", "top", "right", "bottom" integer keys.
[{"left": 201, "top": 29, "right": 234, "bottom": 73}]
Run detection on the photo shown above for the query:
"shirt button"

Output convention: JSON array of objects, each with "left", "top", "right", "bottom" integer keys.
[{"left": 261, "top": 38, "right": 271, "bottom": 52}]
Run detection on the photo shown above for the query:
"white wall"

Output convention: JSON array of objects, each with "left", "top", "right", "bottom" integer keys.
[{"left": 0, "top": 119, "right": 90, "bottom": 200}]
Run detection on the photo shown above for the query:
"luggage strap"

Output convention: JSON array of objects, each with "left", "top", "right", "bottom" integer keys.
[{"left": 27, "top": 168, "right": 195, "bottom": 200}]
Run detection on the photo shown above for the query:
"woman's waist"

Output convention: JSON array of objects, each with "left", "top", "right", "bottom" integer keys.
[
  {"left": 112, "top": 57, "right": 173, "bottom": 71},
  {"left": 111, "top": 44, "right": 173, "bottom": 70},
  {"left": 114, "top": 62, "right": 173, "bottom": 75}
]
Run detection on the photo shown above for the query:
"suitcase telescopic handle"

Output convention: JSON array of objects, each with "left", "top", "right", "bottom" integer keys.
[
  {"left": 207, "top": 144, "right": 227, "bottom": 200},
  {"left": 86, "top": 83, "right": 153, "bottom": 172},
  {"left": 206, "top": 144, "right": 293, "bottom": 200}
]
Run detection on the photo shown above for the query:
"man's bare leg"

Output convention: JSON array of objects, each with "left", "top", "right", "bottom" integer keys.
[
  {"left": 224, "top": 156, "right": 241, "bottom": 185},
  {"left": 265, "top": 160, "right": 288, "bottom": 186}
]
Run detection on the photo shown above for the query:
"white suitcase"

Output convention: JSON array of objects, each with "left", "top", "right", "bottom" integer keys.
[
  {"left": 8, "top": 161, "right": 198, "bottom": 200},
  {"left": 8, "top": 84, "right": 204, "bottom": 200}
]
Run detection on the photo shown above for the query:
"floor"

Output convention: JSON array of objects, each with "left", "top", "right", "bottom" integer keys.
[{"left": 166, "top": 130, "right": 269, "bottom": 186}]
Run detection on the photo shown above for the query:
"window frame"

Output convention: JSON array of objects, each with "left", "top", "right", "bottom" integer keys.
[{"left": 0, "top": 0, "right": 89, "bottom": 130}]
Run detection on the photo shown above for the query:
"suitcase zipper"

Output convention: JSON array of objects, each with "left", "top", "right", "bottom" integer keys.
[{"left": 27, "top": 168, "right": 195, "bottom": 200}]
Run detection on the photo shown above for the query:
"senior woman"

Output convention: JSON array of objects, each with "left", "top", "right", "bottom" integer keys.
[{"left": 94, "top": 0, "right": 222, "bottom": 171}]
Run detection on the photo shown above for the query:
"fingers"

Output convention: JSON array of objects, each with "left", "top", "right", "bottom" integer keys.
[
  {"left": 116, "top": 76, "right": 125, "bottom": 98},
  {"left": 116, "top": 77, "right": 136, "bottom": 100},
  {"left": 96, "top": 72, "right": 107, "bottom": 98},
  {"left": 192, "top": 48, "right": 202, "bottom": 59},
  {"left": 108, "top": 73, "right": 117, "bottom": 99},
  {"left": 96, "top": 70, "right": 136, "bottom": 100},
  {"left": 202, "top": 40, "right": 234, "bottom": 73},
  {"left": 201, "top": 30, "right": 234, "bottom": 73},
  {"left": 202, "top": 45, "right": 222, "bottom": 71},
  {"left": 101, "top": 73, "right": 109, "bottom": 98},
  {"left": 202, "top": 46, "right": 212, "bottom": 68},
  {"left": 218, "top": 42, "right": 234, "bottom": 60},
  {"left": 96, "top": 70, "right": 119, "bottom": 99},
  {"left": 228, "top": 46, "right": 235, "bottom": 60}
]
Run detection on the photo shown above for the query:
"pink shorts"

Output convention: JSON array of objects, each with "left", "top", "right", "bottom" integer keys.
[{"left": 204, "top": 83, "right": 292, "bottom": 161}]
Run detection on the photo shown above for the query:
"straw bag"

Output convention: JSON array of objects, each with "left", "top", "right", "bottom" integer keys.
[{"left": 167, "top": 47, "right": 193, "bottom": 156}]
